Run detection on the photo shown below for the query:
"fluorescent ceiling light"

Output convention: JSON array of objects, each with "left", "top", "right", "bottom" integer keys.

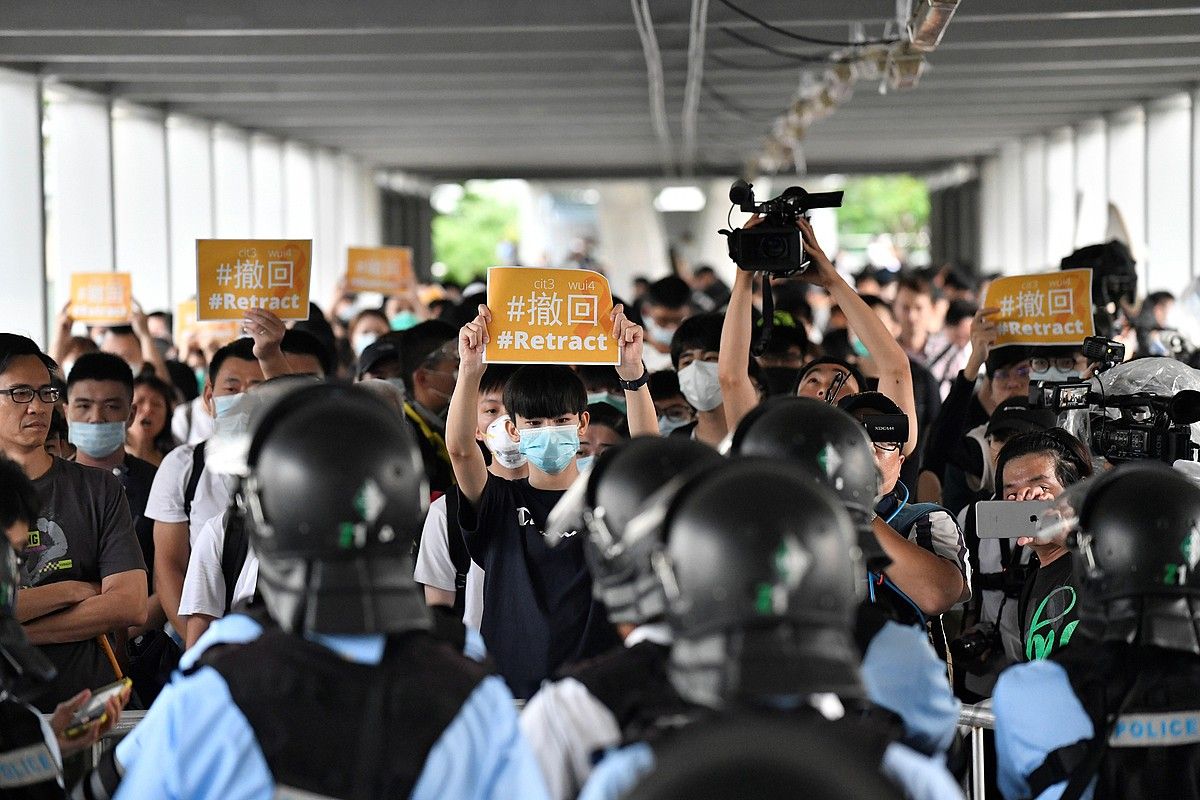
[
  {"left": 908, "top": 0, "right": 960, "bottom": 52},
  {"left": 654, "top": 186, "right": 707, "bottom": 212}
]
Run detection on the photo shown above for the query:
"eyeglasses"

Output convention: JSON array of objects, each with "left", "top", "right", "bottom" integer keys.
[
  {"left": 1029, "top": 357, "right": 1077, "bottom": 373},
  {"left": 993, "top": 366, "right": 1031, "bottom": 381},
  {"left": 0, "top": 386, "right": 61, "bottom": 404},
  {"left": 660, "top": 406, "right": 695, "bottom": 423},
  {"left": 872, "top": 441, "right": 902, "bottom": 453}
]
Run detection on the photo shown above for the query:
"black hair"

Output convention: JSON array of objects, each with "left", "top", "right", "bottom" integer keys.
[
  {"left": 945, "top": 299, "right": 979, "bottom": 327},
  {"left": 48, "top": 407, "right": 69, "bottom": 440},
  {"left": 66, "top": 352, "right": 134, "bottom": 400},
  {"left": 398, "top": 320, "right": 457, "bottom": 394},
  {"left": 755, "top": 323, "right": 808, "bottom": 359},
  {"left": 350, "top": 309, "right": 389, "bottom": 333},
  {"left": 670, "top": 312, "right": 724, "bottom": 369},
  {"left": 280, "top": 328, "right": 332, "bottom": 377},
  {"left": 1145, "top": 291, "right": 1175, "bottom": 309},
  {"left": 479, "top": 364, "right": 520, "bottom": 398},
  {"left": 771, "top": 282, "right": 813, "bottom": 327},
  {"left": 0, "top": 455, "right": 40, "bottom": 531},
  {"left": 586, "top": 402, "right": 629, "bottom": 437},
  {"left": 995, "top": 429, "right": 1093, "bottom": 498},
  {"left": 645, "top": 276, "right": 692, "bottom": 309},
  {"left": 165, "top": 358, "right": 200, "bottom": 402},
  {"left": 292, "top": 302, "right": 338, "bottom": 367},
  {"left": 207, "top": 337, "right": 257, "bottom": 389},
  {"left": 859, "top": 294, "right": 894, "bottom": 319},
  {"left": 648, "top": 370, "right": 683, "bottom": 402},
  {"left": 943, "top": 270, "right": 978, "bottom": 293},
  {"left": 693, "top": 266, "right": 716, "bottom": 279},
  {"left": 0, "top": 334, "right": 58, "bottom": 378},
  {"left": 795, "top": 357, "right": 867, "bottom": 396},
  {"left": 133, "top": 373, "right": 179, "bottom": 455},
  {"left": 577, "top": 365, "right": 623, "bottom": 395},
  {"left": 105, "top": 325, "right": 137, "bottom": 338},
  {"left": 503, "top": 365, "right": 587, "bottom": 422},
  {"left": 147, "top": 310, "right": 173, "bottom": 328}
]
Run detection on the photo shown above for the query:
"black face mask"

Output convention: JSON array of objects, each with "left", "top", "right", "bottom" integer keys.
[{"left": 760, "top": 367, "right": 802, "bottom": 398}]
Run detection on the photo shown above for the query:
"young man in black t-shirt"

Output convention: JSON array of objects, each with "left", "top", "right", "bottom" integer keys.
[
  {"left": 447, "top": 303, "right": 659, "bottom": 698},
  {"left": 0, "top": 334, "right": 147, "bottom": 711}
]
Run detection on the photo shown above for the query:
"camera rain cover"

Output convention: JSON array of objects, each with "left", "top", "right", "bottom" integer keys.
[{"left": 1088, "top": 357, "right": 1200, "bottom": 451}]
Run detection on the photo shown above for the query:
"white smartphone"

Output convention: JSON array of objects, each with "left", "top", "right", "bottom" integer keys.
[{"left": 975, "top": 500, "right": 1054, "bottom": 540}]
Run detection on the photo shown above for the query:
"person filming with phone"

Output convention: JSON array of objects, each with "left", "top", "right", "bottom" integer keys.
[{"left": 992, "top": 429, "right": 1093, "bottom": 662}]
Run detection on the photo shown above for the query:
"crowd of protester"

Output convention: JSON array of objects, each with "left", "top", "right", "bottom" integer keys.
[{"left": 2, "top": 218, "right": 1199, "bottom": 800}]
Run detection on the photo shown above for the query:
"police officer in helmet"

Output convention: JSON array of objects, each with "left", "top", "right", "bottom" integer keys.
[
  {"left": 580, "top": 459, "right": 961, "bottom": 800},
  {"left": 729, "top": 397, "right": 962, "bottom": 759},
  {"left": 523, "top": 436, "right": 724, "bottom": 800},
  {"left": 89, "top": 383, "right": 547, "bottom": 800},
  {"left": 994, "top": 461, "right": 1200, "bottom": 800}
]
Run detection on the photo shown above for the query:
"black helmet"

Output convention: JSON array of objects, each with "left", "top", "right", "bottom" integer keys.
[
  {"left": 650, "top": 459, "right": 864, "bottom": 708},
  {"left": 239, "top": 383, "right": 431, "bottom": 636},
  {"left": 729, "top": 396, "right": 885, "bottom": 570},
  {"left": 1075, "top": 461, "right": 1200, "bottom": 653},
  {"left": 548, "top": 436, "right": 725, "bottom": 625}
]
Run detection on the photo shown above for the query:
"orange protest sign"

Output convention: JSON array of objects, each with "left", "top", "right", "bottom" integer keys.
[
  {"left": 196, "top": 239, "right": 311, "bottom": 321},
  {"left": 69, "top": 273, "right": 132, "bottom": 325},
  {"left": 345, "top": 247, "right": 415, "bottom": 295},
  {"left": 174, "top": 298, "right": 243, "bottom": 350},
  {"left": 484, "top": 267, "right": 620, "bottom": 366},
  {"left": 983, "top": 269, "right": 1094, "bottom": 347}
]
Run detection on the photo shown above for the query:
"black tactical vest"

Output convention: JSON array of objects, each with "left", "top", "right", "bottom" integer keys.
[
  {"left": 1031, "top": 642, "right": 1200, "bottom": 800},
  {"left": 0, "top": 698, "right": 62, "bottom": 799},
  {"left": 201, "top": 629, "right": 489, "bottom": 800}
]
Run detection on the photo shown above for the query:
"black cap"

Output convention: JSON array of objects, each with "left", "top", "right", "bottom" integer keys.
[
  {"left": 986, "top": 345, "right": 1030, "bottom": 375},
  {"left": 837, "top": 390, "right": 903, "bottom": 418},
  {"left": 986, "top": 399, "right": 1056, "bottom": 438},
  {"left": 356, "top": 339, "right": 401, "bottom": 379}
]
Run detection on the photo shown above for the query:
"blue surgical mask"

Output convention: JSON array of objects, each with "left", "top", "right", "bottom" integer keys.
[
  {"left": 658, "top": 414, "right": 691, "bottom": 436},
  {"left": 517, "top": 424, "right": 580, "bottom": 475},
  {"left": 68, "top": 421, "right": 127, "bottom": 459},
  {"left": 390, "top": 311, "right": 420, "bottom": 331},
  {"left": 213, "top": 393, "right": 245, "bottom": 418},
  {"left": 587, "top": 391, "right": 628, "bottom": 415},
  {"left": 576, "top": 454, "right": 595, "bottom": 472}
]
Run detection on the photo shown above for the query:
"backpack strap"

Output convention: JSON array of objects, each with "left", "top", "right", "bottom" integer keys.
[
  {"left": 221, "top": 511, "right": 250, "bottom": 615},
  {"left": 182, "top": 441, "right": 207, "bottom": 521},
  {"left": 887, "top": 501, "right": 943, "bottom": 537},
  {"left": 443, "top": 491, "right": 470, "bottom": 618}
]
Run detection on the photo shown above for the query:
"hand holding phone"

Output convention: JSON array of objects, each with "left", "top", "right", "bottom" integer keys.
[
  {"left": 54, "top": 677, "right": 132, "bottom": 752},
  {"left": 975, "top": 500, "right": 1055, "bottom": 542}
]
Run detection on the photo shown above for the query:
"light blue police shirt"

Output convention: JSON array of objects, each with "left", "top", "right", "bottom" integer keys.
[
  {"left": 993, "top": 660, "right": 1096, "bottom": 800},
  {"left": 114, "top": 614, "right": 545, "bottom": 800},
  {"left": 861, "top": 620, "right": 962, "bottom": 756}
]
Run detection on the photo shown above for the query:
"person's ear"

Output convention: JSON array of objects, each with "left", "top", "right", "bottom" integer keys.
[
  {"left": 505, "top": 418, "right": 520, "bottom": 444},
  {"left": 578, "top": 410, "right": 590, "bottom": 436},
  {"left": 203, "top": 384, "right": 214, "bottom": 418},
  {"left": 897, "top": 452, "right": 906, "bottom": 467}
]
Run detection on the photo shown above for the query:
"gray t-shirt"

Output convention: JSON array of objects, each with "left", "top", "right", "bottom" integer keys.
[{"left": 20, "top": 458, "right": 146, "bottom": 711}]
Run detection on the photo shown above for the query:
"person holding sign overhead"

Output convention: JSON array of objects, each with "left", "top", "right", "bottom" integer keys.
[{"left": 447, "top": 283, "right": 658, "bottom": 699}]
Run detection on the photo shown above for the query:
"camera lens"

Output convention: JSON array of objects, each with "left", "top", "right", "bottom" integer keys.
[{"left": 760, "top": 235, "right": 788, "bottom": 260}]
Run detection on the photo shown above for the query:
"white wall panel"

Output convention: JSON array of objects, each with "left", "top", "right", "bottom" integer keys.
[
  {"left": 1044, "top": 128, "right": 1075, "bottom": 267},
  {"left": 1020, "top": 136, "right": 1048, "bottom": 271},
  {"left": 112, "top": 105, "right": 170, "bottom": 311},
  {"left": 1145, "top": 93, "right": 1193, "bottom": 295},
  {"left": 998, "top": 141, "right": 1023, "bottom": 275},
  {"left": 166, "top": 116, "right": 213, "bottom": 305},
  {"left": 1107, "top": 105, "right": 1148, "bottom": 289},
  {"left": 1073, "top": 118, "right": 1107, "bottom": 250},
  {"left": 978, "top": 156, "right": 1004, "bottom": 275},
  {"left": 313, "top": 149, "right": 341, "bottom": 306},
  {"left": 212, "top": 125, "right": 252, "bottom": 239},
  {"left": 0, "top": 69, "right": 46, "bottom": 343},
  {"left": 249, "top": 135, "right": 284, "bottom": 238}
]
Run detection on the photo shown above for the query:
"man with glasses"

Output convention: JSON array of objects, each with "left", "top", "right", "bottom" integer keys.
[
  {"left": 841, "top": 391, "right": 972, "bottom": 629},
  {"left": 0, "top": 334, "right": 146, "bottom": 711},
  {"left": 396, "top": 321, "right": 460, "bottom": 496}
]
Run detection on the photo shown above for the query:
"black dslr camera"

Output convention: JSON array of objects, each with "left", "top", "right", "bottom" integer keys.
[{"left": 719, "top": 180, "right": 844, "bottom": 275}]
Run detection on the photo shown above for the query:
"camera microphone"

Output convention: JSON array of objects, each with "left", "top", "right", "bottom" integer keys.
[{"left": 1168, "top": 390, "right": 1200, "bottom": 425}]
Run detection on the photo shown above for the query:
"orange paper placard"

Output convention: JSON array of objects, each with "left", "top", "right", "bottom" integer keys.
[
  {"left": 69, "top": 273, "right": 132, "bottom": 325},
  {"left": 345, "top": 247, "right": 414, "bottom": 295},
  {"left": 196, "top": 239, "right": 312, "bottom": 321},
  {"left": 174, "top": 298, "right": 244, "bottom": 349},
  {"left": 983, "top": 269, "right": 1094, "bottom": 346},
  {"left": 484, "top": 267, "right": 619, "bottom": 366}
]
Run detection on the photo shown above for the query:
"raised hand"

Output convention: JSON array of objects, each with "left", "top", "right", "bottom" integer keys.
[
  {"left": 459, "top": 304, "right": 492, "bottom": 379},
  {"left": 610, "top": 304, "right": 645, "bottom": 381}
]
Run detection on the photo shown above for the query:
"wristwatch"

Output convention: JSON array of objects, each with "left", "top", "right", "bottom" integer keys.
[{"left": 618, "top": 365, "right": 650, "bottom": 392}]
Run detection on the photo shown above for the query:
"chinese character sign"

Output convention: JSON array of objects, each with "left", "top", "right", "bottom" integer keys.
[
  {"left": 345, "top": 247, "right": 415, "bottom": 295},
  {"left": 484, "top": 267, "right": 620, "bottom": 366},
  {"left": 196, "top": 239, "right": 312, "bottom": 321},
  {"left": 69, "top": 273, "right": 132, "bottom": 325},
  {"left": 983, "top": 269, "right": 1094, "bottom": 347},
  {"left": 174, "top": 298, "right": 244, "bottom": 351}
]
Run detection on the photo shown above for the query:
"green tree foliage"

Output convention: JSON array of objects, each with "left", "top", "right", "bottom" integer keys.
[
  {"left": 432, "top": 188, "right": 519, "bottom": 283},
  {"left": 836, "top": 175, "right": 930, "bottom": 238}
]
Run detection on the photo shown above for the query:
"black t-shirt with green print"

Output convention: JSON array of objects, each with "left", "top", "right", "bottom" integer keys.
[{"left": 1019, "top": 553, "right": 1081, "bottom": 662}]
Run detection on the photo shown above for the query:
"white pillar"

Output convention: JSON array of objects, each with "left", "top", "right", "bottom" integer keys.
[
  {"left": 0, "top": 68, "right": 46, "bottom": 344},
  {"left": 1145, "top": 92, "right": 1193, "bottom": 295},
  {"left": 1106, "top": 105, "right": 1148, "bottom": 288},
  {"left": 249, "top": 135, "right": 285, "bottom": 238},
  {"left": 998, "top": 141, "right": 1023, "bottom": 275},
  {"left": 592, "top": 181, "right": 671, "bottom": 299},
  {"left": 1020, "top": 136, "right": 1048, "bottom": 271},
  {"left": 978, "top": 156, "right": 1004, "bottom": 274},
  {"left": 1073, "top": 118, "right": 1108, "bottom": 250},
  {"left": 112, "top": 104, "right": 170, "bottom": 313},
  {"left": 313, "top": 149, "right": 341, "bottom": 306},
  {"left": 1044, "top": 128, "right": 1076, "bottom": 268},
  {"left": 212, "top": 124, "right": 252, "bottom": 239},
  {"left": 166, "top": 115, "right": 213, "bottom": 306}
]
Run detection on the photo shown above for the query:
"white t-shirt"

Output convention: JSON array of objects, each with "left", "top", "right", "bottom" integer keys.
[
  {"left": 413, "top": 494, "right": 484, "bottom": 631},
  {"left": 178, "top": 511, "right": 258, "bottom": 619},
  {"left": 143, "top": 443, "right": 233, "bottom": 546},
  {"left": 171, "top": 396, "right": 214, "bottom": 447}
]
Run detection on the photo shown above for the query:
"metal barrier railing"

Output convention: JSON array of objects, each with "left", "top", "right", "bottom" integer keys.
[
  {"left": 958, "top": 700, "right": 995, "bottom": 800},
  {"left": 95, "top": 703, "right": 997, "bottom": 797}
]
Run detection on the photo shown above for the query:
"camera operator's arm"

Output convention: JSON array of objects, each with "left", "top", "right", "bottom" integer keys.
[
  {"left": 873, "top": 517, "right": 967, "bottom": 615},
  {"left": 797, "top": 219, "right": 918, "bottom": 456},
  {"left": 718, "top": 268, "right": 761, "bottom": 433}
]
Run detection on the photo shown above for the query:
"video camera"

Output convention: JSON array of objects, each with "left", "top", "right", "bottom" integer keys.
[
  {"left": 719, "top": 180, "right": 843, "bottom": 275},
  {"left": 1029, "top": 336, "right": 1125, "bottom": 412}
]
